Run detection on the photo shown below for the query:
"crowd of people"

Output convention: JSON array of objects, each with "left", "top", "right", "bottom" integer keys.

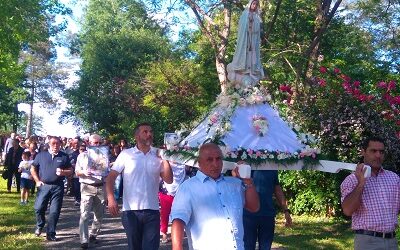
[{"left": 1, "top": 125, "right": 399, "bottom": 250}]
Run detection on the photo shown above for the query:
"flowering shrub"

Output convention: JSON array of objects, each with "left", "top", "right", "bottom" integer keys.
[
  {"left": 272, "top": 63, "right": 400, "bottom": 216},
  {"left": 276, "top": 64, "right": 400, "bottom": 171}
]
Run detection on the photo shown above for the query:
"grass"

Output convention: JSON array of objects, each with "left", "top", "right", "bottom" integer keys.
[
  {"left": 0, "top": 166, "right": 43, "bottom": 250},
  {"left": 273, "top": 215, "right": 353, "bottom": 249},
  {"left": 272, "top": 210, "right": 400, "bottom": 249}
]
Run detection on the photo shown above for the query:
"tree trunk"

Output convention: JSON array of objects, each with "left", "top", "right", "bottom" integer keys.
[
  {"left": 25, "top": 83, "right": 34, "bottom": 138},
  {"left": 296, "top": 0, "right": 342, "bottom": 85},
  {"left": 216, "top": 56, "right": 228, "bottom": 93},
  {"left": 184, "top": 0, "right": 231, "bottom": 94}
]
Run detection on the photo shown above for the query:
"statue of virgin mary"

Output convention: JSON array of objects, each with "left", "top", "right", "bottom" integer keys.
[{"left": 227, "top": 0, "right": 265, "bottom": 88}]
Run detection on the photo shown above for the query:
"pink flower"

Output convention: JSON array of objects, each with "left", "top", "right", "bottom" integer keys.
[
  {"left": 318, "top": 79, "right": 327, "bottom": 87},
  {"left": 256, "top": 151, "right": 262, "bottom": 157},
  {"left": 377, "top": 81, "right": 387, "bottom": 89},
  {"left": 333, "top": 68, "right": 341, "bottom": 74},
  {"left": 353, "top": 81, "right": 360, "bottom": 87},
  {"left": 342, "top": 82, "right": 351, "bottom": 90},
  {"left": 393, "top": 96, "right": 400, "bottom": 105},
  {"left": 341, "top": 74, "right": 350, "bottom": 82},
  {"left": 319, "top": 66, "right": 327, "bottom": 74},
  {"left": 247, "top": 149, "right": 254, "bottom": 155},
  {"left": 279, "top": 85, "right": 291, "bottom": 93},
  {"left": 353, "top": 89, "right": 361, "bottom": 96},
  {"left": 388, "top": 80, "right": 396, "bottom": 91}
]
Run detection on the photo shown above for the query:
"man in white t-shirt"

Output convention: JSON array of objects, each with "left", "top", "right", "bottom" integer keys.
[{"left": 106, "top": 123, "right": 173, "bottom": 250}]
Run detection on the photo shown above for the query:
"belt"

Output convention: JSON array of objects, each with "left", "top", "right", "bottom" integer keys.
[
  {"left": 84, "top": 182, "right": 103, "bottom": 187},
  {"left": 354, "top": 229, "right": 396, "bottom": 239}
]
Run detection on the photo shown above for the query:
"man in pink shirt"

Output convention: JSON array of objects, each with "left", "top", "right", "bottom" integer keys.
[{"left": 341, "top": 136, "right": 400, "bottom": 250}]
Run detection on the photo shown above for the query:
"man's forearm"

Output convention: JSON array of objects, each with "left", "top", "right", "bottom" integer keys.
[
  {"left": 30, "top": 167, "right": 40, "bottom": 183},
  {"left": 105, "top": 171, "right": 118, "bottom": 200},
  {"left": 342, "top": 185, "right": 363, "bottom": 216},
  {"left": 171, "top": 219, "right": 185, "bottom": 250},
  {"left": 161, "top": 160, "right": 173, "bottom": 184},
  {"left": 244, "top": 179, "right": 260, "bottom": 212}
]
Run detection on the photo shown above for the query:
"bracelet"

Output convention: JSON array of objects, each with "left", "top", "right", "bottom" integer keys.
[
  {"left": 284, "top": 208, "right": 291, "bottom": 214},
  {"left": 244, "top": 183, "right": 254, "bottom": 190}
]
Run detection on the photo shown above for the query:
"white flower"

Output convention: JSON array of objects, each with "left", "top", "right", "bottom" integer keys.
[
  {"left": 220, "top": 145, "right": 231, "bottom": 157},
  {"left": 241, "top": 152, "right": 248, "bottom": 160}
]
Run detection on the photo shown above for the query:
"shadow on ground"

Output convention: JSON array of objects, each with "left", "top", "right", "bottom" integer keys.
[{"left": 44, "top": 195, "right": 189, "bottom": 250}]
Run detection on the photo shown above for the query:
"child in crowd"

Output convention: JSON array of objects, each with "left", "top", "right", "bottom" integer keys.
[{"left": 18, "top": 151, "right": 33, "bottom": 205}]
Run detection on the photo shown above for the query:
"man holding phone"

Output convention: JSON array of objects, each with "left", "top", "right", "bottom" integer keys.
[{"left": 341, "top": 136, "right": 400, "bottom": 250}]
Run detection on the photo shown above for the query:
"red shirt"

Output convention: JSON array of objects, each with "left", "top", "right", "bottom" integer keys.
[{"left": 341, "top": 168, "right": 400, "bottom": 232}]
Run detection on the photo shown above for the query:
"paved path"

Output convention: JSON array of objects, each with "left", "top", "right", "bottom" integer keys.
[{"left": 44, "top": 195, "right": 188, "bottom": 250}]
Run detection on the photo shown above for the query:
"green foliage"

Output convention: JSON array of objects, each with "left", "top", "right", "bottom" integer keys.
[
  {"left": 279, "top": 170, "right": 346, "bottom": 216},
  {"left": 64, "top": 0, "right": 171, "bottom": 139}
]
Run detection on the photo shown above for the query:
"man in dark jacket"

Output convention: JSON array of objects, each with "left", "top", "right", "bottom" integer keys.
[{"left": 5, "top": 139, "right": 24, "bottom": 193}]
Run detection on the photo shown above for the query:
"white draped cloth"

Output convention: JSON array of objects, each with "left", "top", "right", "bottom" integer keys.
[{"left": 181, "top": 103, "right": 303, "bottom": 153}]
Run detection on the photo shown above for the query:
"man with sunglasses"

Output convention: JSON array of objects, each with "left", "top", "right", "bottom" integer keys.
[{"left": 76, "top": 134, "right": 109, "bottom": 249}]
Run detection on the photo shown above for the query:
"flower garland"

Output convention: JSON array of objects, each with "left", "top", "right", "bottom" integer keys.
[
  {"left": 205, "top": 85, "right": 271, "bottom": 139},
  {"left": 164, "top": 144, "right": 321, "bottom": 167},
  {"left": 252, "top": 114, "right": 268, "bottom": 136}
]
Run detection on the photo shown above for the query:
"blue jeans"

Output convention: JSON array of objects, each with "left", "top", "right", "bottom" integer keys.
[
  {"left": 34, "top": 184, "right": 64, "bottom": 236},
  {"left": 122, "top": 209, "right": 160, "bottom": 250},
  {"left": 243, "top": 215, "right": 275, "bottom": 250}
]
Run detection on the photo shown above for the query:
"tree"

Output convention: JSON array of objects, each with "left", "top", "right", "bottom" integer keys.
[
  {"left": 63, "top": 0, "right": 172, "bottom": 139},
  {"left": 0, "top": 0, "right": 71, "bottom": 132},
  {"left": 20, "top": 41, "right": 69, "bottom": 138}
]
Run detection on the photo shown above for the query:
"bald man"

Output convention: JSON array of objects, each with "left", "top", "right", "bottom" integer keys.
[{"left": 171, "top": 143, "right": 259, "bottom": 250}]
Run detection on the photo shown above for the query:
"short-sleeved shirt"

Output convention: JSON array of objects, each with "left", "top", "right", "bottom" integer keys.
[
  {"left": 244, "top": 170, "right": 279, "bottom": 217},
  {"left": 170, "top": 171, "right": 245, "bottom": 250},
  {"left": 341, "top": 168, "right": 400, "bottom": 232},
  {"left": 18, "top": 160, "right": 33, "bottom": 179},
  {"left": 112, "top": 146, "right": 162, "bottom": 211},
  {"left": 32, "top": 150, "right": 71, "bottom": 186}
]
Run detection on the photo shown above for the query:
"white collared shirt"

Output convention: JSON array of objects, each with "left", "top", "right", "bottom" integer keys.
[{"left": 112, "top": 146, "right": 162, "bottom": 211}]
